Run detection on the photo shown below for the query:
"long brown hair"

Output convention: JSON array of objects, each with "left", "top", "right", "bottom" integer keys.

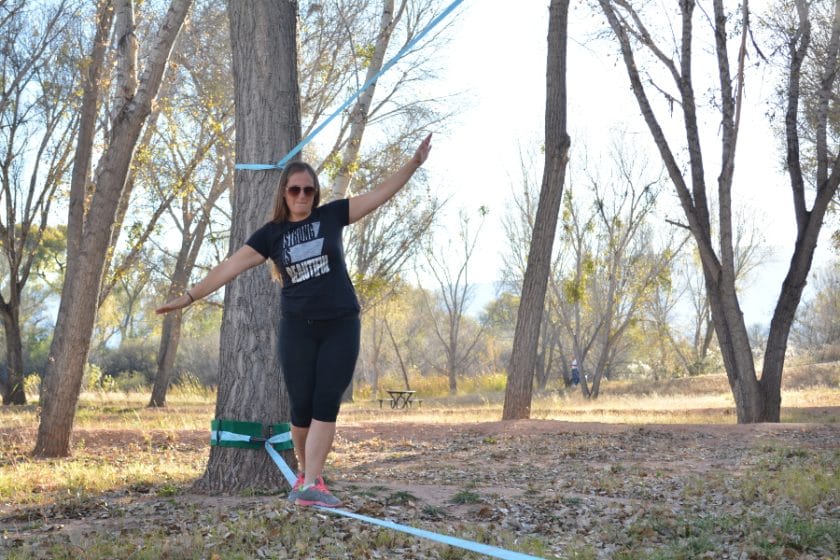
[
  {"left": 270, "top": 161, "right": 321, "bottom": 223},
  {"left": 268, "top": 162, "right": 321, "bottom": 282}
]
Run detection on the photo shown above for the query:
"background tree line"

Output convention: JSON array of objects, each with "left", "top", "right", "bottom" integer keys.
[{"left": 0, "top": 0, "right": 838, "bottom": 440}]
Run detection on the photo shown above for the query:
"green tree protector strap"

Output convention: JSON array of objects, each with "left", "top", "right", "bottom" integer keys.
[
  {"left": 268, "top": 423, "right": 293, "bottom": 451},
  {"left": 210, "top": 419, "right": 293, "bottom": 452}
]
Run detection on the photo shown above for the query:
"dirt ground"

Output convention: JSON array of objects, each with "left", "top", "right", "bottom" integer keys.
[
  {"left": 3, "top": 415, "right": 840, "bottom": 559},
  {"left": 334, "top": 416, "right": 840, "bottom": 510}
]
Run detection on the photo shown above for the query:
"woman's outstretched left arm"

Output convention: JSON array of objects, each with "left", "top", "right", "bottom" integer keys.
[{"left": 347, "top": 133, "right": 432, "bottom": 224}]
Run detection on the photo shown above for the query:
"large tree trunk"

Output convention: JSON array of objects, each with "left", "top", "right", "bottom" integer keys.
[
  {"left": 503, "top": 0, "right": 570, "bottom": 420},
  {"left": 34, "top": 0, "right": 192, "bottom": 458},
  {"left": 193, "top": 0, "right": 299, "bottom": 493},
  {"left": 705, "top": 275, "right": 762, "bottom": 422},
  {"left": 0, "top": 299, "right": 25, "bottom": 405}
]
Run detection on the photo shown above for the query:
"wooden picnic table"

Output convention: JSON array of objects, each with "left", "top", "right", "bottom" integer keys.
[{"left": 383, "top": 389, "right": 416, "bottom": 409}]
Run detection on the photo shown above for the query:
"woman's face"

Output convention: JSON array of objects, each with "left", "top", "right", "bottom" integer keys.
[{"left": 284, "top": 170, "right": 317, "bottom": 221}]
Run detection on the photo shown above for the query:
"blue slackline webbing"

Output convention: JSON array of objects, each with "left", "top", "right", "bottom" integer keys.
[
  {"left": 264, "top": 436, "right": 298, "bottom": 485},
  {"left": 263, "top": 441, "right": 546, "bottom": 560},
  {"left": 235, "top": 0, "right": 465, "bottom": 171}
]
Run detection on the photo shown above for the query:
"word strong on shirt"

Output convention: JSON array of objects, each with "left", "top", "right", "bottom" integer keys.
[{"left": 283, "top": 221, "right": 330, "bottom": 284}]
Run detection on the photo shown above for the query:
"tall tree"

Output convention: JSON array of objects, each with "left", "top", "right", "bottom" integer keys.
[
  {"left": 420, "top": 209, "right": 486, "bottom": 394},
  {"left": 571, "top": 158, "right": 683, "bottom": 398},
  {"left": 598, "top": 0, "right": 839, "bottom": 422},
  {"left": 0, "top": 0, "right": 77, "bottom": 405},
  {"left": 503, "top": 0, "right": 571, "bottom": 420},
  {"left": 150, "top": 154, "right": 231, "bottom": 407},
  {"left": 149, "top": 1, "right": 234, "bottom": 407},
  {"left": 193, "top": 0, "right": 299, "bottom": 493},
  {"left": 34, "top": 0, "right": 192, "bottom": 457},
  {"left": 763, "top": 0, "right": 840, "bottom": 415},
  {"left": 499, "top": 146, "right": 564, "bottom": 390}
]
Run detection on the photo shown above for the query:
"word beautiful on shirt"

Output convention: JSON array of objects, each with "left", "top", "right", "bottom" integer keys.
[{"left": 283, "top": 221, "right": 330, "bottom": 284}]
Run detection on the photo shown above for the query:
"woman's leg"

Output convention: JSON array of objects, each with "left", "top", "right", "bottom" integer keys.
[
  {"left": 298, "top": 315, "right": 359, "bottom": 500},
  {"left": 291, "top": 425, "right": 308, "bottom": 472},
  {"left": 301, "top": 419, "right": 336, "bottom": 486},
  {"left": 278, "top": 317, "right": 318, "bottom": 473}
]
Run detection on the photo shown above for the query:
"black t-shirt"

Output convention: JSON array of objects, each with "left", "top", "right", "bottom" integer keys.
[{"left": 246, "top": 199, "right": 360, "bottom": 320}]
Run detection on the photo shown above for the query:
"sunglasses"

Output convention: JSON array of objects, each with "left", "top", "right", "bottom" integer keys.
[{"left": 286, "top": 185, "right": 316, "bottom": 197}]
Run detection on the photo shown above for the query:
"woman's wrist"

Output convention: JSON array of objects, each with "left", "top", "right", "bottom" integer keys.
[{"left": 185, "top": 290, "right": 195, "bottom": 304}]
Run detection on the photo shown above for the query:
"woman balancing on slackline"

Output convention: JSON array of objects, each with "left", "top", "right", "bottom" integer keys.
[{"left": 156, "top": 133, "right": 433, "bottom": 508}]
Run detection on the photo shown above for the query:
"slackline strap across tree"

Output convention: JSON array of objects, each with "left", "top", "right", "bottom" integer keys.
[
  {"left": 234, "top": 0, "right": 465, "bottom": 171},
  {"left": 210, "top": 420, "right": 545, "bottom": 560}
]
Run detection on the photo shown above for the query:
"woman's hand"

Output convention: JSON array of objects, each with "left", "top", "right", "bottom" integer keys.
[
  {"left": 412, "top": 133, "right": 433, "bottom": 167},
  {"left": 154, "top": 246, "right": 267, "bottom": 316},
  {"left": 156, "top": 293, "right": 193, "bottom": 315},
  {"left": 348, "top": 133, "right": 433, "bottom": 224}
]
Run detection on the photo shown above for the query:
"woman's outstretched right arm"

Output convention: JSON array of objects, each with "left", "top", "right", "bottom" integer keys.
[{"left": 155, "top": 245, "right": 267, "bottom": 314}]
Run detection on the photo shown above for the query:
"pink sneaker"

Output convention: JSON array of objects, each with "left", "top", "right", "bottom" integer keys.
[
  {"left": 287, "top": 472, "right": 305, "bottom": 502},
  {"left": 295, "top": 477, "right": 342, "bottom": 508}
]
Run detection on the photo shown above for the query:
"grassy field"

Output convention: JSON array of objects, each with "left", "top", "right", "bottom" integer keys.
[{"left": 1, "top": 365, "right": 838, "bottom": 559}]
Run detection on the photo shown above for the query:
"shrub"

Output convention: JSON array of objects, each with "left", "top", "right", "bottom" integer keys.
[
  {"left": 460, "top": 371, "right": 507, "bottom": 393},
  {"left": 169, "top": 372, "right": 214, "bottom": 399},
  {"left": 82, "top": 363, "right": 115, "bottom": 392},
  {"left": 174, "top": 334, "right": 219, "bottom": 386},
  {"left": 23, "top": 373, "right": 41, "bottom": 398},
  {"left": 111, "top": 371, "right": 149, "bottom": 393},
  {"left": 95, "top": 339, "right": 157, "bottom": 381}
]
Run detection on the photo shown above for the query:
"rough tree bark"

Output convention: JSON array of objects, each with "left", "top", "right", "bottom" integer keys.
[
  {"left": 34, "top": 0, "right": 192, "bottom": 457},
  {"left": 1, "top": 315, "right": 24, "bottom": 405},
  {"left": 192, "top": 0, "right": 299, "bottom": 493},
  {"left": 503, "top": 0, "right": 571, "bottom": 420}
]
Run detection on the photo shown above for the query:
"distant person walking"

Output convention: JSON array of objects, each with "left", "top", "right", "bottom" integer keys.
[
  {"left": 157, "top": 134, "right": 433, "bottom": 507},
  {"left": 571, "top": 358, "right": 580, "bottom": 386}
]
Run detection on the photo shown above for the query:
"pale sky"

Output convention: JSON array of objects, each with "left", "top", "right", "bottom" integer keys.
[{"left": 421, "top": 0, "right": 835, "bottom": 327}]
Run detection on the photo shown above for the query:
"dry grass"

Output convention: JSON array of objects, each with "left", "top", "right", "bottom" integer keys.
[
  {"left": 342, "top": 386, "right": 840, "bottom": 426},
  {"left": 345, "top": 363, "right": 840, "bottom": 425},
  {"left": 11, "top": 363, "right": 838, "bottom": 432}
]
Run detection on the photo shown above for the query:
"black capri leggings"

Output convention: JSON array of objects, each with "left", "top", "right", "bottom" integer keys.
[{"left": 278, "top": 314, "right": 360, "bottom": 427}]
